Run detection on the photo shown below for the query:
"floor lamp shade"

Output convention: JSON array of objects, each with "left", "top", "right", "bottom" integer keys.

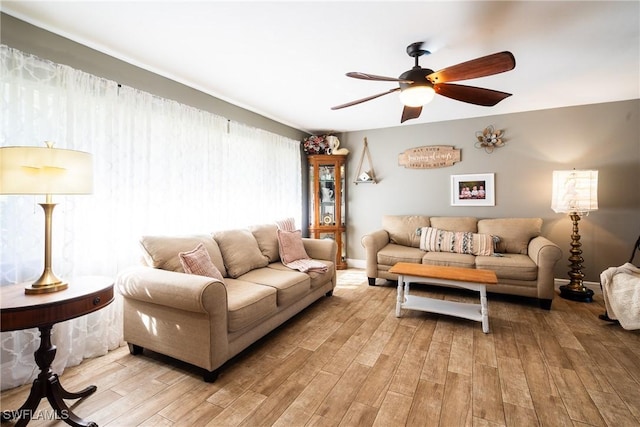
[
  {"left": 551, "top": 169, "right": 598, "bottom": 302},
  {"left": 0, "top": 145, "right": 93, "bottom": 294},
  {"left": 551, "top": 169, "right": 598, "bottom": 214}
]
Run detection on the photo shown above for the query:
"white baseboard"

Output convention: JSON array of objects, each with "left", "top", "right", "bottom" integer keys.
[
  {"left": 347, "top": 258, "right": 601, "bottom": 295},
  {"left": 347, "top": 258, "right": 366, "bottom": 269}
]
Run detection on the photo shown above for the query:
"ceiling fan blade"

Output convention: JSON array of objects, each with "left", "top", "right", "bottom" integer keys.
[
  {"left": 427, "top": 51, "right": 515, "bottom": 84},
  {"left": 401, "top": 106, "right": 422, "bottom": 123},
  {"left": 435, "top": 83, "right": 512, "bottom": 106},
  {"left": 346, "top": 72, "right": 412, "bottom": 83},
  {"left": 331, "top": 88, "right": 400, "bottom": 110}
]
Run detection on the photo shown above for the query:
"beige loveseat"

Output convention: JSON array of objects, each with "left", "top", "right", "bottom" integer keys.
[
  {"left": 116, "top": 224, "right": 337, "bottom": 382},
  {"left": 361, "top": 216, "right": 562, "bottom": 309}
]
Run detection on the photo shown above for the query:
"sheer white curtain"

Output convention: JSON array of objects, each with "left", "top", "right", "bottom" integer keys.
[{"left": 0, "top": 45, "right": 302, "bottom": 389}]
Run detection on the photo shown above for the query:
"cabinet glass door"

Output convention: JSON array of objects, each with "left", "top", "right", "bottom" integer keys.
[{"left": 307, "top": 155, "right": 347, "bottom": 269}]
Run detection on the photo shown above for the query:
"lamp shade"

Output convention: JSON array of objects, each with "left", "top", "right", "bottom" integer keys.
[
  {"left": 551, "top": 169, "right": 598, "bottom": 214},
  {"left": 0, "top": 146, "right": 93, "bottom": 195},
  {"left": 399, "top": 86, "right": 436, "bottom": 107}
]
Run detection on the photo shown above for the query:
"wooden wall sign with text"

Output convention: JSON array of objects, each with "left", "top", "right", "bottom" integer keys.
[{"left": 398, "top": 145, "right": 461, "bottom": 169}]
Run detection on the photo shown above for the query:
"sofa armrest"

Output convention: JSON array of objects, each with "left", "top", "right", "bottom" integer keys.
[
  {"left": 528, "top": 236, "right": 562, "bottom": 266},
  {"left": 361, "top": 230, "right": 391, "bottom": 278},
  {"left": 528, "top": 236, "right": 562, "bottom": 300},
  {"left": 117, "top": 266, "right": 228, "bottom": 314},
  {"left": 303, "top": 237, "right": 337, "bottom": 262}
]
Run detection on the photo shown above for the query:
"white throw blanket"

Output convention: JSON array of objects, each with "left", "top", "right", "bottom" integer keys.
[
  {"left": 275, "top": 218, "right": 328, "bottom": 274},
  {"left": 601, "top": 262, "right": 640, "bottom": 330}
]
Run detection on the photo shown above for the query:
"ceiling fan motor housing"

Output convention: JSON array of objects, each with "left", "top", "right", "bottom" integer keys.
[{"left": 399, "top": 67, "right": 435, "bottom": 91}]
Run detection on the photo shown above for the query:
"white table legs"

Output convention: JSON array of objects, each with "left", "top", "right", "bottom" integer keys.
[{"left": 395, "top": 273, "right": 490, "bottom": 333}]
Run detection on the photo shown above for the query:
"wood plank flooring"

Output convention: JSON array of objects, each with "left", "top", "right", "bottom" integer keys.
[{"left": 2, "top": 269, "right": 640, "bottom": 426}]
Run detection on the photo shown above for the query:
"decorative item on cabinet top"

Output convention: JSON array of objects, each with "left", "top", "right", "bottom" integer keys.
[{"left": 302, "top": 134, "right": 349, "bottom": 156}]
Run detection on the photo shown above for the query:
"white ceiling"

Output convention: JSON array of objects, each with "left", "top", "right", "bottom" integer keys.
[{"left": 2, "top": 1, "right": 639, "bottom": 133}]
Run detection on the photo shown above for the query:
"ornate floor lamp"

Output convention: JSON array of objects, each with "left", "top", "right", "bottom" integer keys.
[
  {"left": 0, "top": 142, "right": 93, "bottom": 294},
  {"left": 551, "top": 169, "right": 598, "bottom": 302}
]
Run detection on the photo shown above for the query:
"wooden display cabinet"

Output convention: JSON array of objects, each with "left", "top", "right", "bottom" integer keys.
[{"left": 308, "top": 154, "right": 347, "bottom": 269}]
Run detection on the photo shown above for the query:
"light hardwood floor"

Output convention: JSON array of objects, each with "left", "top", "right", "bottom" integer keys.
[{"left": 2, "top": 269, "right": 640, "bottom": 427}]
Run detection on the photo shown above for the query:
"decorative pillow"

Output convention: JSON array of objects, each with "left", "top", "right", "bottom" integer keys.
[
  {"left": 419, "top": 227, "right": 494, "bottom": 256},
  {"left": 213, "top": 229, "right": 269, "bottom": 278},
  {"left": 277, "top": 229, "right": 309, "bottom": 264},
  {"left": 179, "top": 243, "right": 225, "bottom": 282},
  {"left": 275, "top": 217, "right": 296, "bottom": 231},
  {"left": 139, "top": 235, "right": 227, "bottom": 276}
]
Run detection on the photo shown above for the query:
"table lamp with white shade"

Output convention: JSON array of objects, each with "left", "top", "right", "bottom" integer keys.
[{"left": 0, "top": 142, "right": 93, "bottom": 294}]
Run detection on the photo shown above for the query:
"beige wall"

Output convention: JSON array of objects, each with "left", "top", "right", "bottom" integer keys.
[
  {"left": 4, "top": 13, "right": 639, "bottom": 282},
  {"left": 339, "top": 99, "right": 640, "bottom": 281}
]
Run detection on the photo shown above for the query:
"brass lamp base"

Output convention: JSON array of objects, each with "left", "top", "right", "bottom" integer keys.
[
  {"left": 24, "top": 202, "right": 69, "bottom": 295},
  {"left": 25, "top": 282, "right": 68, "bottom": 295},
  {"left": 559, "top": 284, "right": 594, "bottom": 303},
  {"left": 559, "top": 212, "right": 593, "bottom": 303}
]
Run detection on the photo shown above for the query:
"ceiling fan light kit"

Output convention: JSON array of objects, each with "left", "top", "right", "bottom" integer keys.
[
  {"left": 399, "top": 85, "right": 435, "bottom": 107},
  {"left": 332, "top": 42, "right": 516, "bottom": 123}
]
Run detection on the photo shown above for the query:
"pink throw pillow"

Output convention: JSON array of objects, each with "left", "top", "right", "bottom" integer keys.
[
  {"left": 179, "top": 243, "right": 225, "bottom": 282},
  {"left": 277, "top": 229, "right": 309, "bottom": 264}
]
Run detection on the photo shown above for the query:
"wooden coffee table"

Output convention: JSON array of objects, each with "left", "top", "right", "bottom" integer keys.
[{"left": 389, "top": 262, "right": 497, "bottom": 333}]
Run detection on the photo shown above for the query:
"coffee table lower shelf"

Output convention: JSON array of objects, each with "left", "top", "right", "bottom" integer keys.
[{"left": 402, "top": 295, "right": 484, "bottom": 324}]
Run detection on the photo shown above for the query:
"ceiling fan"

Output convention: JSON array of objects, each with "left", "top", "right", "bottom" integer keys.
[{"left": 332, "top": 42, "right": 516, "bottom": 123}]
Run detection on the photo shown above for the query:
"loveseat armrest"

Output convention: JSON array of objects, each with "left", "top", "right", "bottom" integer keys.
[
  {"left": 117, "top": 266, "right": 227, "bottom": 313},
  {"left": 527, "top": 236, "right": 562, "bottom": 301},
  {"left": 303, "top": 237, "right": 338, "bottom": 262},
  {"left": 361, "top": 230, "right": 391, "bottom": 279}
]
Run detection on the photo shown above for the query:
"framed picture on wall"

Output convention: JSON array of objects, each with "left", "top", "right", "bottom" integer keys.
[{"left": 451, "top": 173, "right": 495, "bottom": 206}]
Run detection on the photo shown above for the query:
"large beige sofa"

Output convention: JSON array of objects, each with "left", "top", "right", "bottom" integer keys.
[
  {"left": 362, "top": 216, "right": 562, "bottom": 309},
  {"left": 116, "top": 224, "right": 337, "bottom": 382}
]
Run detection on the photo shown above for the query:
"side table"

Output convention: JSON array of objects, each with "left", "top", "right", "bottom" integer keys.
[{"left": 1, "top": 276, "right": 114, "bottom": 427}]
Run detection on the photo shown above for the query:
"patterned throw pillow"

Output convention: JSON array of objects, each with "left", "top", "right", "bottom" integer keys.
[
  {"left": 276, "top": 229, "right": 309, "bottom": 264},
  {"left": 179, "top": 243, "right": 225, "bottom": 281},
  {"left": 419, "top": 227, "right": 494, "bottom": 256}
]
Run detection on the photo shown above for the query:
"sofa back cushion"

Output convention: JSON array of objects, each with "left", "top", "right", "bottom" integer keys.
[
  {"left": 139, "top": 235, "right": 227, "bottom": 277},
  {"left": 214, "top": 229, "right": 269, "bottom": 278},
  {"left": 429, "top": 217, "right": 478, "bottom": 233},
  {"left": 382, "top": 215, "right": 431, "bottom": 248},
  {"left": 250, "top": 223, "right": 280, "bottom": 262},
  {"left": 478, "top": 218, "right": 542, "bottom": 254}
]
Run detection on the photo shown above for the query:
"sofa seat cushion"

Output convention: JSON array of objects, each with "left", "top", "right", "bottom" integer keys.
[
  {"left": 422, "top": 251, "right": 476, "bottom": 268},
  {"left": 224, "top": 279, "right": 277, "bottom": 332},
  {"left": 238, "top": 267, "right": 310, "bottom": 307},
  {"left": 268, "top": 261, "right": 334, "bottom": 289},
  {"left": 475, "top": 254, "right": 538, "bottom": 281},
  {"left": 378, "top": 244, "right": 425, "bottom": 266}
]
